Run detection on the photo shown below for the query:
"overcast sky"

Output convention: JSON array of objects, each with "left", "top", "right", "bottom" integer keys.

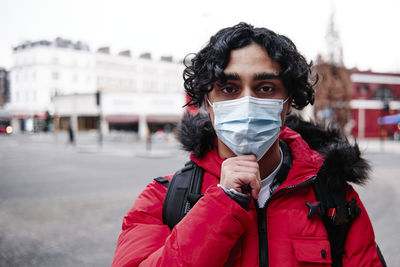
[{"left": 1, "top": 0, "right": 399, "bottom": 72}]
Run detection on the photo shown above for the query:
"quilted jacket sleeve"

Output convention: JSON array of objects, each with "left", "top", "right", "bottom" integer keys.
[
  {"left": 111, "top": 179, "right": 253, "bottom": 267},
  {"left": 342, "top": 186, "right": 385, "bottom": 266}
]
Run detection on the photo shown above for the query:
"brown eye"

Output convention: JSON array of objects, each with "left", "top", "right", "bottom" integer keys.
[
  {"left": 259, "top": 86, "right": 274, "bottom": 93},
  {"left": 221, "top": 86, "right": 237, "bottom": 94}
]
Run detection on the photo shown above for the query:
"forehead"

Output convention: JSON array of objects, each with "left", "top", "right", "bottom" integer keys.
[{"left": 224, "top": 43, "right": 280, "bottom": 77}]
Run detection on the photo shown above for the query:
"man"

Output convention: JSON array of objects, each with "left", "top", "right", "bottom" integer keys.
[{"left": 112, "top": 23, "right": 384, "bottom": 266}]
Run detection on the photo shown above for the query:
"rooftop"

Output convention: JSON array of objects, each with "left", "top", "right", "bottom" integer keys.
[{"left": 13, "top": 38, "right": 90, "bottom": 52}]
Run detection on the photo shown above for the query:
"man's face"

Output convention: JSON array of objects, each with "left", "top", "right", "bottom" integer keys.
[
  {"left": 205, "top": 43, "right": 291, "bottom": 126},
  {"left": 205, "top": 43, "right": 292, "bottom": 159}
]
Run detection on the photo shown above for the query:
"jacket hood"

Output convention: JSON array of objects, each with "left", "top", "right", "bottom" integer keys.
[{"left": 176, "top": 112, "right": 370, "bottom": 189}]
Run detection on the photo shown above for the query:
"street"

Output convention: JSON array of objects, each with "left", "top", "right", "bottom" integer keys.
[{"left": 0, "top": 133, "right": 399, "bottom": 266}]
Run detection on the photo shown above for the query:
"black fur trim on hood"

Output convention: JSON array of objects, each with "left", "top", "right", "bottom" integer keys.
[
  {"left": 176, "top": 112, "right": 370, "bottom": 188},
  {"left": 177, "top": 111, "right": 216, "bottom": 158},
  {"left": 284, "top": 115, "right": 370, "bottom": 190}
]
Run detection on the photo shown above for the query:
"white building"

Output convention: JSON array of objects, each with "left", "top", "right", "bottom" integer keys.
[
  {"left": 94, "top": 49, "right": 184, "bottom": 139},
  {"left": 6, "top": 38, "right": 186, "bottom": 138},
  {"left": 6, "top": 39, "right": 96, "bottom": 132}
]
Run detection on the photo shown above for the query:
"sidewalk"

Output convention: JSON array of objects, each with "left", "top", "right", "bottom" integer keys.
[
  {"left": 357, "top": 138, "right": 400, "bottom": 154},
  {"left": 40, "top": 131, "right": 181, "bottom": 158},
  {"left": 5, "top": 131, "right": 400, "bottom": 155}
]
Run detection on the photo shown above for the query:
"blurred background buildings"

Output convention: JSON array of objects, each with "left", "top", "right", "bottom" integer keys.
[
  {"left": 311, "top": 12, "right": 400, "bottom": 140},
  {"left": 0, "top": 10, "right": 399, "bottom": 141},
  {"left": 2, "top": 38, "right": 184, "bottom": 140},
  {"left": 0, "top": 2, "right": 399, "bottom": 266}
]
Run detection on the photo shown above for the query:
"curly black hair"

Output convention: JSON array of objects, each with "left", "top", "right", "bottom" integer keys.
[{"left": 183, "top": 22, "right": 316, "bottom": 109}]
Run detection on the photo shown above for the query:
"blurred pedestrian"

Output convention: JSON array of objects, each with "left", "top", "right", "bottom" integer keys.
[
  {"left": 68, "top": 124, "right": 75, "bottom": 145},
  {"left": 146, "top": 127, "right": 151, "bottom": 151}
]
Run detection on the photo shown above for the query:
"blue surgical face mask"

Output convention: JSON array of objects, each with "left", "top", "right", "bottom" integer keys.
[{"left": 208, "top": 96, "right": 288, "bottom": 161}]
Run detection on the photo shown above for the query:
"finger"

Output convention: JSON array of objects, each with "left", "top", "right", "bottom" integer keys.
[
  {"left": 232, "top": 165, "right": 259, "bottom": 174},
  {"left": 237, "top": 173, "right": 261, "bottom": 191},
  {"left": 234, "top": 154, "right": 257, "bottom": 162},
  {"left": 235, "top": 161, "right": 259, "bottom": 169},
  {"left": 249, "top": 177, "right": 261, "bottom": 199},
  {"left": 234, "top": 182, "right": 260, "bottom": 200},
  {"left": 225, "top": 158, "right": 259, "bottom": 169},
  {"left": 224, "top": 155, "right": 256, "bottom": 164},
  {"left": 251, "top": 187, "right": 260, "bottom": 200}
]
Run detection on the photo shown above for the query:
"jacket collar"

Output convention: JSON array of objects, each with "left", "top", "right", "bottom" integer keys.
[{"left": 177, "top": 112, "right": 370, "bottom": 191}]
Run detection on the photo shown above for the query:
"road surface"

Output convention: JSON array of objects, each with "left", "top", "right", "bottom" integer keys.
[{"left": 0, "top": 133, "right": 398, "bottom": 266}]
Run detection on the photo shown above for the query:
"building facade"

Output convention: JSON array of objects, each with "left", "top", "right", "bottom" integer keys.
[
  {"left": 6, "top": 38, "right": 96, "bottom": 132},
  {"left": 94, "top": 48, "right": 184, "bottom": 139},
  {"left": 6, "top": 38, "right": 185, "bottom": 139},
  {"left": 350, "top": 70, "right": 400, "bottom": 139}
]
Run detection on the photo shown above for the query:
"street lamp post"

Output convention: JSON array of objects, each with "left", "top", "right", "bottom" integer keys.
[
  {"left": 96, "top": 91, "right": 102, "bottom": 147},
  {"left": 380, "top": 98, "right": 390, "bottom": 152}
]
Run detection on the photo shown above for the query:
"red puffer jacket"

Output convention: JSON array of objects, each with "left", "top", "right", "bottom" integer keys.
[{"left": 112, "top": 124, "right": 383, "bottom": 266}]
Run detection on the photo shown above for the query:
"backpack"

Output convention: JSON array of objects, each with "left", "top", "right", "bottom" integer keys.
[
  {"left": 154, "top": 161, "right": 204, "bottom": 230},
  {"left": 154, "top": 160, "right": 384, "bottom": 267}
]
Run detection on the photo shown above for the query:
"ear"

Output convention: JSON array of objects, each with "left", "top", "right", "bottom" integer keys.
[{"left": 286, "top": 98, "right": 292, "bottom": 114}]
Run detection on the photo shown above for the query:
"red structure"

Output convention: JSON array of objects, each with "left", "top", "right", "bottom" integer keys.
[{"left": 350, "top": 70, "right": 400, "bottom": 139}]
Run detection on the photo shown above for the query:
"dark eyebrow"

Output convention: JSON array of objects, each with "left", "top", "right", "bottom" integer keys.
[
  {"left": 222, "top": 72, "right": 241, "bottom": 81},
  {"left": 254, "top": 73, "right": 280, "bottom": 81}
]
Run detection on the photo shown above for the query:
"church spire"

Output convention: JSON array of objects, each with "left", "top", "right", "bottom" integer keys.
[{"left": 325, "top": 9, "right": 344, "bottom": 66}]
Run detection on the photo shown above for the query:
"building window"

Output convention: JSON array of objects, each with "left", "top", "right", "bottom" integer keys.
[
  {"left": 358, "top": 85, "right": 369, "bottom": 98},
  {"left": 78, "top": 116, "right": 99, "bottom": 131},
  {"left": 143, "top": 80, "right": 158, "bottom": 92},
  {"left": 52, "top": 72, "right": 59, "bottom": 80},
  {"left": 373, "top": 86, "right": 393, "bottom": 101}
]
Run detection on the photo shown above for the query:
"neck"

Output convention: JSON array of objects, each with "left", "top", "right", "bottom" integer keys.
[
  {"left": 258, "top": 140, "right": 281, "bottom": 180},
  {"left": 217, "top": 138, "right": 236, "bottom": 158}
]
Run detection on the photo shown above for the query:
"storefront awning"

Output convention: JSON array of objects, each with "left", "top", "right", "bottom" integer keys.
[
  {"left": 104, "top": 114, "right": 181, "bottom": 124},
  {"left": 146, "top": 115, "right": 181, "bottom": 123},
  {"left": 105, "top": 115, "right": 139, "bottom": 123}
]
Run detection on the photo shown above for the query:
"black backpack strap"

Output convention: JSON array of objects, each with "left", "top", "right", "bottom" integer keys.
[
  {"left": 162, "top": 161, "right": 204, "bottom": 230},
  {"left": 154, "top": 177, "right": 170, "bottom": 188},
  {"left": 306, "top": 176, "right": 361, "bottom": 267},
  {"left": 377, "top": 245, "right": 387, "bottom": 267}
]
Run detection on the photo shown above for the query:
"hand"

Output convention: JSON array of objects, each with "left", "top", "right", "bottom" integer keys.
[{"left": 220, "top": 155, "right": 261, "bottom": 199}]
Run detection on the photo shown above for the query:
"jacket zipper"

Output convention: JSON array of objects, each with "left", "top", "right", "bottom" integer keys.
[
  {"left": 256, "top": 206, "right": 268, "bottom": 267},
  {"left": 257, "top": 175, "right": 317, "bottom": 267}
]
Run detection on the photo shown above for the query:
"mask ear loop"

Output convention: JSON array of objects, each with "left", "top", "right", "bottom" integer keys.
[
  {"left": 282, "top": 95, "right": 292, "bottom": 114},
  {"left": 206, "top": 96, "right": 213, "bottom": 108},
  {"left": 200, "top": 95, "right": 213, "bottom": 113},
  {"left": 282, "top": 96, "right": 290, "bottom": 104}
]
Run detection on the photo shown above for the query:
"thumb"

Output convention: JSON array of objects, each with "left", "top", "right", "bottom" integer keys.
[{"left": 249, "top": 179, "right": 260, "bottom": 200}]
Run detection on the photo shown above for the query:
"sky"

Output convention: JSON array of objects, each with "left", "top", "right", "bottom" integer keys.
[{"left": 0, "top": 0, "right": 399, "bottom": 72}]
